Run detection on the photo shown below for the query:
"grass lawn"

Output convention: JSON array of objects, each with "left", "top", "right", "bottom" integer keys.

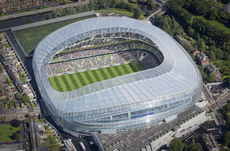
[
  {"left": 96, "top": 9, "right": 134, "bottom": 17},
  {"left": 14, "top": 15, "right": 95, "bottom": 55},
  {"left": 96, "top": 8, "right": 145, "bottom": 19},
  {"left": 0, "top": 124, "right": 21, "bottom": 142},
  {"left": 49, "top": 61, "right": 145, "bottom": 92},
  {"left": 5, "top": 43, "right": 10, "bottom": 48},
  {"left": 194, "top": 16, "right": 230, "bottom": 33}
]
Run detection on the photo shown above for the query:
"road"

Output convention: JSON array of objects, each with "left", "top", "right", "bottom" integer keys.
[
  {"left": 216, "top": 92, "right": 230, "bottom": 108},
  {"left": 30, "top": 118, "right": 37, "bottom": 151},
  {"left": 22, "top": 122, "right": 27, "bottom": 150},
  {"left": 202, "top": 84, "right": 219, "bottom": 111},
  {"left": 145, "top": 4, "right": 167, "bottom": 25},
  {"left": 144, "top": 7, "right": 162, "bottom": 21},
  {"left": 203, "top": 85, "right": 230, "bottom": 134}
]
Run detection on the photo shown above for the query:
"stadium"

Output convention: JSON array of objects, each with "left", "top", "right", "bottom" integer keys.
[{"left": 33, "top": 17, "right": 203, "bottom": 133}]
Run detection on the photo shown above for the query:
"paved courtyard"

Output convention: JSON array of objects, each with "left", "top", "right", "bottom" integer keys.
[{"left": 97, "top": 105, "right": 203, "bottom": 151}]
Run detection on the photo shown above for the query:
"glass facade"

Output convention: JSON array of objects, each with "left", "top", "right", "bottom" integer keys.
[{"left": 33, "top": 17, "right": 203, "bottom": 133}]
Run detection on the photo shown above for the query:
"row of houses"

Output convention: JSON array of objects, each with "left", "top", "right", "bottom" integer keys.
[
  {"left": 192, "top": 49, "right": 222, "bottom": 81},
  {"left": 0, "top": 0, "right": 44, "bottom": 13},
  {"left": 0, "top": 32, "right": 35, "bottom": 100},
  {"left": 36, "top": 120, "right": 64, "bottom": 151},
  {"left": 175, "top": 35, "right": 222, "bottom": 82}
]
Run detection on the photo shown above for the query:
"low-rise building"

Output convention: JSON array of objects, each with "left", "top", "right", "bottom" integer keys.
[
  {"left": 202, "top": 133, "right": 219, "bottom": 151},
  {"left": 205, "top": 64, "right": 222, "bottom": 82},
  {"left": 0, "top": 0, "right": 44, "bottom": 13},
  {"left": 196, "top": 52, "right": 209, "bottom": 68}
]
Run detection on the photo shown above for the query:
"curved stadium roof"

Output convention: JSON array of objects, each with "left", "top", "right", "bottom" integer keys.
[{"left": 33, "top": 17, "right": 201, "bottom": 115}]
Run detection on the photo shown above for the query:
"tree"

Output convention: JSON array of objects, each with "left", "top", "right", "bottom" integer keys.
[
  {"left": 169, "top": 138, "right": 185, "bottom": 151},
  {"left": 75, "top": 5, "right": 83, "bottom": 14},
  {"left": 89, "top": 0, "right": 95, "bottom": 10},
  {"left": 118, "top": 1, "right": 127, "bottom": 9},
  {"left": 201, "top": 41, "right": 206, "bottom": 51},
  {"left": 65, "top": 7, "right": 76, "bottom": 15},
  {"left": 224, "top": 131, "right": 230, "bottom": 146},
  {"left": 26, "top": 17, "right": 34, "bottom": 24},
  {"left": 15, "top": 93, "right": 22, "bottom": 100},
  {"left": 210, "top": 51, "right": 216, "bottom": 60},
  {"left": 82, "top": 5, "right": 89, "bottom": 12},
  {"left": 10, "top": 119, "right": 21, "bottom": 127},
  {"left": 133, "top": 7, "right": 142, "bottom": 19},
  {"left": 188, "top": 143, "right": 203, "bottom": 151},
  {"left": 207, "top": 72, "right": 216, "bottom": 83},
  {"left": 111, "top": 0, "right": 118, "bottom": 8},
  {"left": 187, "top": 26, "right": 195, "bottom": 37},
  {"left": 147, "top": 0, "right": 153, "bottom": 7},
  {"left": 215, "top": 48, "right": 224, "bottom": 60},
  {"left": 60, "top": 0, "right": 68, "bottom": 4},
  {"left": 145, "top": 10, "right": 152, "bottom": 17},
  {"left": 20, "top": 95, "right": 30, "bottom": 103},
  {"left": 43, "top": 136, "right": 61, "bottom": 151},
  {"left": 11, "top": 130, "right": 22, "bottom": 142},
  {"left": 171, "top": 16, "right": 183, "bottom": 36},
  {"left": 6, "top": 77, "right": 13, "bottom": 85},
  {"left": 195, "top": 38, "right": 205, "bottom": 50},
  {"left": 45, "top": 14, "right": 52, "bottom": 20},
  {"left": 220, "top": 11, "right": 228, "bottom": 21},
  {"left": 207, "top": 8, "right": 218, "bottom": 20}
]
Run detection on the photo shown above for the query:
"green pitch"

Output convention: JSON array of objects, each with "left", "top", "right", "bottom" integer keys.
[
  {"left": 0, "top": 124, "right": 21, "bottom": 142},
  {"left": 14, "top": 15, "right": 95, "bottom": 55},
  {"left": 48, "top": 61, "right": 144, "bottom": 92}
]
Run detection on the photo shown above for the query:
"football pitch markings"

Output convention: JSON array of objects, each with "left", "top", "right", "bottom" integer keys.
[{"left": 48, "top": 61, "right": 144, "bottom": 92}]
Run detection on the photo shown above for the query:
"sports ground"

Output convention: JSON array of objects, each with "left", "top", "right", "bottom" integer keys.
[
  {"left": 48, "top": 61, "right": 144, "bottom": 92},
  {"left": 13, "top": 15, "right": 95, "bottom": 55}
]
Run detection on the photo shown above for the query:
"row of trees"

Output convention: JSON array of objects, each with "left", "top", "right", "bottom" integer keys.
[
  {"left": 90, "top": 0, "right": 143, "bottom": 19},
  {"left": 0, "top": 93, "right": 30, "bottom": 109},
  {"left": 213, "top": 60, "right": 230, "bottom": 79},
  {"left": 10, "top": 119, "right": 22, "bottom": 142},
  {"left": 191, "top": 18, "right": 230, "bottom": 46},
  {"left": 218, "top": 0, "right": 230, "bottom": 4},
  {"left": 154, "top": 14, "right": 225, "bottom": 83},
  {"left": 166, "top": 0, "right": 230, "bottom": 82},
  {"left": 53, "top": 5, "right": 90, "bottom": 17},
  {"left": 167, "top": 0, "right": 230, "bottom": 47},
  {"left": 168, "top": 0, "right": 230, "bottom": 25},
  {"left": 169, "top": 138, "right": 203, "bottom": 151},
  {"left": 154, "top": 15, "right": 183, "bottom": 36},
  {"left": 51, "top": 0, "right": 144, "bottom": 19},
  {"left": 15, "top": 93, "right": 30, "bottom": 104}
]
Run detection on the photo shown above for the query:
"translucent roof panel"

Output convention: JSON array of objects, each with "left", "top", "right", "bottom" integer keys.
[{"left": 33, "top": 17, "right": 202, "bottom": 114}]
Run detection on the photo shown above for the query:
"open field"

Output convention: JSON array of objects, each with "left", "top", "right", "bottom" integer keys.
[
  {"left": 194, "top": 16, "right": 230, "bottom": 33},
  {"left": 0, "top": 124, "right": 21, "bottom": 142},
  {"left": 14, "top": 15, "right": 95, "bottom": 55},
  {"left": 48, "top": 61, "right": 144, "bottom": 92},
  {"left": 96, "top": 9, "right": 134, "bottom": 17},
  {"left": 96, "top": 8, "right": 145, "bottom": 19}
]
